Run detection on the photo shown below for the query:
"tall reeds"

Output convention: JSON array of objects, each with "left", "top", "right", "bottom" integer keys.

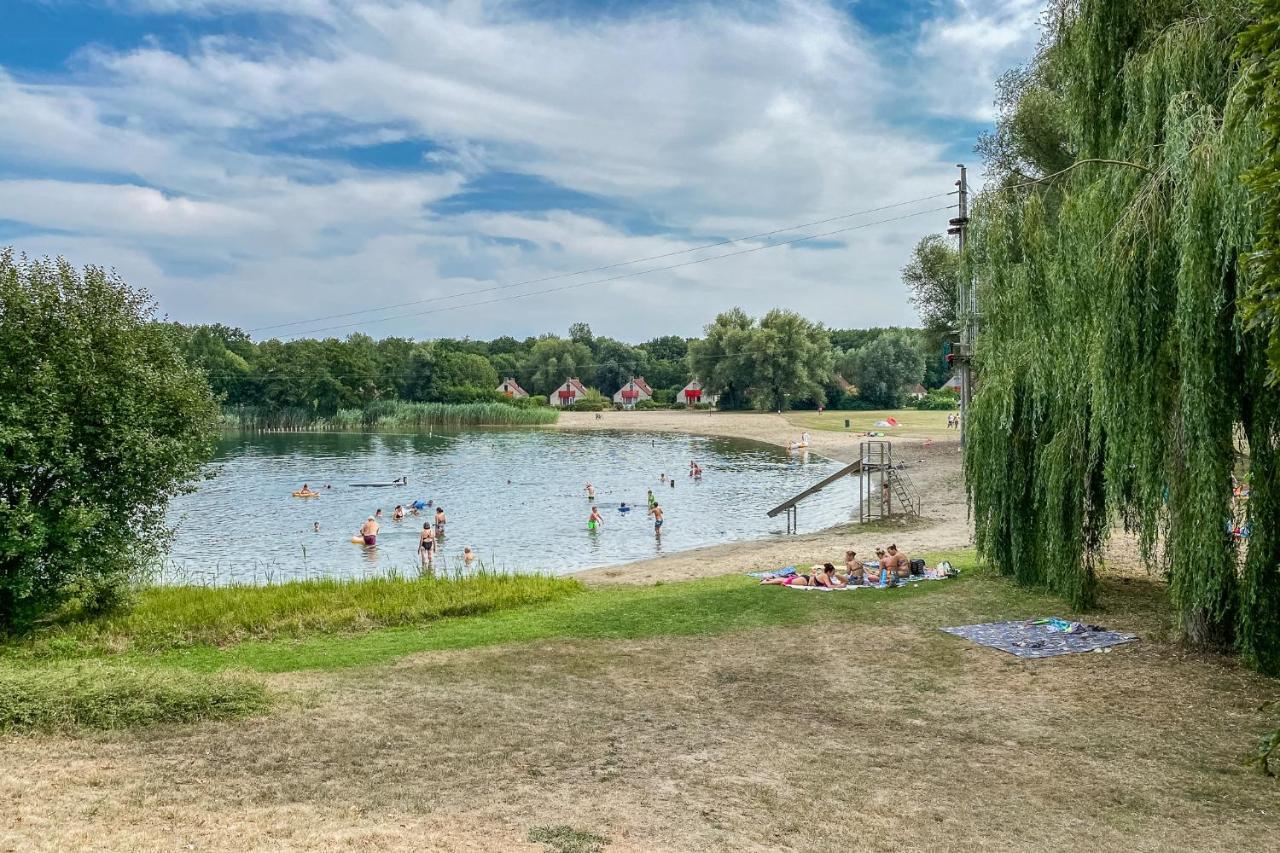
[{"left": 221, "top": 401, "right": 558, "bottom": 431}]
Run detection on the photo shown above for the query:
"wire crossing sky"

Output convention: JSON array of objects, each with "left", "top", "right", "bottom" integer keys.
[{"left": 0, "top": 0, "right": 1043, "bottom": 340}]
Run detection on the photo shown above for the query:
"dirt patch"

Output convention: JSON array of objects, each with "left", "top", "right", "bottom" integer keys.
[{"left": 3, "top": 602, "right": 1276, "bottom": 851}]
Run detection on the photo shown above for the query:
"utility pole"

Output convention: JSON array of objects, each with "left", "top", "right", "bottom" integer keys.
[{"left": 947, "top": 164, "right": 972, "bottom": 447}]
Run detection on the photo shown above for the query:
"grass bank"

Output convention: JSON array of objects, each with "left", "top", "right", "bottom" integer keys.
[
  {"left": 221, "top": 400, "right": 558, "bottom": 431},
  {"left": 12, "top": 571, "right": 582, "bottom": 658},
  {"left": 784, "top": 407, "right": 953, "bottom": 437}
]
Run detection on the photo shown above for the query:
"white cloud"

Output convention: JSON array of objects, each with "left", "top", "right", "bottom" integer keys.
[{"left": 0, "top": 0, "right": 1035, "bottom": 340}]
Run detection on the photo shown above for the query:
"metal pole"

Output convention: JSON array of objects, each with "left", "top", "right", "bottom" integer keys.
[{"left": 949, "top": 164, "right": 972, "bottom": 447}]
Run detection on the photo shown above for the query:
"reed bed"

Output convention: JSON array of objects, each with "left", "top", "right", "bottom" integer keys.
[{"left": 221, "top": 401, "right": 558, "bottom": 431}]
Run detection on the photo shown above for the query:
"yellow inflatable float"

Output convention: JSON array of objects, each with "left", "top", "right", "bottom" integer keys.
[{"left": 292, "top": 490, "right": 320, "bottom": 498}]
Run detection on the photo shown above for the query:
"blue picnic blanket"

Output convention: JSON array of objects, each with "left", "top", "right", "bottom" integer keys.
[
  {"left": 940, "top": 619, "right": 1137, "bottom": 658},
  {"left": 746, "top": 566, "right": 797, "bottom": 579}
]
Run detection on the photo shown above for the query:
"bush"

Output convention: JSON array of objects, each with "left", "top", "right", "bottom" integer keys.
[
  {"left": 833, "top": 393, "right": 880, "bottom": 411},
  {"left": 567, "top": 388, "right": 611, "bottom": 412},
  {"left": 0, "top": 662, "right": 267, "bottom": 732},
  {"left": 635, "top": 399, "right": 661, "bottom": 410},
  {"left": 913, "top": 390, "right": 957, "bottom": 410},
  {"left": 222, "top": 401, "right": 558, "bottom": 430},
  {"left": 0, "top": 252, "right": 219, "bottom": 630},
  {"left": 653, "top": 388, "right": 675, "bottom": 405}
]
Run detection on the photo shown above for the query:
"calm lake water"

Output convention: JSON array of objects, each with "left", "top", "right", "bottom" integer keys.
[{"left": 163, "top": 430, "right": 860, "bottom": 583}]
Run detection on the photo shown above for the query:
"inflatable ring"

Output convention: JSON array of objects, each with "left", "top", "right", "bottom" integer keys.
[
  {"left": 292, "top": 491, "right": 320, "bottom": 498},
  {"left": 350, "top": 536, "right": 364, "bottom": 544}
]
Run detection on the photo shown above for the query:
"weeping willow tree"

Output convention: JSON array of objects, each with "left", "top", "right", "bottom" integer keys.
[{"left": 965, "top": 0, "right": 1280, "bottom": 673}]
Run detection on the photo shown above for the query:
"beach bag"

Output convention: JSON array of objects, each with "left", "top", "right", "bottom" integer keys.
[
  {"left": 937, "top": 560, "right": 958, "bottom": 578},
  {"left": 909, "top": 558, "right": 926, "bottom": 576}
]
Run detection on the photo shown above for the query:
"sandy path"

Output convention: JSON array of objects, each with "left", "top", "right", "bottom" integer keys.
[{"left": 552, "top": 411, "right": 971, "bottom": 584}]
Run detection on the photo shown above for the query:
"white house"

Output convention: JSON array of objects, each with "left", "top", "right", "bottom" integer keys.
[
  {"left": 940, "top": 374, "right": 963, "bottom": 394},
  {"left": 679, "top": 379, "right": 718, "bottom": 407},
  {"left": 612, "top": 377, "right": 653, "bottom": 409},
  {"left": 905, "top": 383, "right": 928, "bottom": 400},
  {"left": 549, "top": 377, "right": 590, "bottom": 407},
  {"left": 496, "top": 377, "right": 529, "bottom": 399}
]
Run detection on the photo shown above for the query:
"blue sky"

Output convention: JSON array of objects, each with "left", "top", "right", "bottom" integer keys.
[{"left": 0, "top": 0, "right": 1044, "bottom": 341}]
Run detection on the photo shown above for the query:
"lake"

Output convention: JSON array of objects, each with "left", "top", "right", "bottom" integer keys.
[{"left": 163, "top": 429, "right": 861, "bottom": 583}]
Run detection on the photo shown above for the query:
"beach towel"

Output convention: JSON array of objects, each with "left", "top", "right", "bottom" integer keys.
[
  {"left": 940, "top": 619, "right": 1137, "bottom": 659},
  {"left": 746, "top": 566, "right": 797, "bottom": 579}
]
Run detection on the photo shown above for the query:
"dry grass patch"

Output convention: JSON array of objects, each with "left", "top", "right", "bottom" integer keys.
[{"left": 2, "top": 571, "right": 1277, "bottom": 851}]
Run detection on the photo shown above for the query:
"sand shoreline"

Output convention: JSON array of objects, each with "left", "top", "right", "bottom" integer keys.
[{"left": 552, "top": 410, "right": 971, "bottom": 584}]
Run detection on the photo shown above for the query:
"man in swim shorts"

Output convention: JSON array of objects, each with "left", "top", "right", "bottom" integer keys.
[
  {"left": 434, "top": 506, "right": 446, "bottom": 536},
  {"left": 360, "top": 515, "right": 379, "bottom": 546},
  {"left": 649, "top": 502, "right": 663, "bottom": 534}
]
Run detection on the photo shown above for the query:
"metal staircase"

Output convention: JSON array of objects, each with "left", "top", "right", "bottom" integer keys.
[{"left": 888, "top": 467, "right": 922, "bottom": 517}]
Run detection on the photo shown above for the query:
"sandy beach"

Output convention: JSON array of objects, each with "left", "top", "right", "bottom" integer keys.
[{"left": 555, "top": 410, "right": 971, "bottom": 584}]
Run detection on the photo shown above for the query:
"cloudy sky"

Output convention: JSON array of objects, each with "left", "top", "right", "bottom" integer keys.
[{"left": 1, "top": 0, "right": 1043, "bottom": 342}]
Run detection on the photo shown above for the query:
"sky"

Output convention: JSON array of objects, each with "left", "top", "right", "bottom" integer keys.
[{"left": 0, "top": 0, "right": 1045, "bottom": 342}]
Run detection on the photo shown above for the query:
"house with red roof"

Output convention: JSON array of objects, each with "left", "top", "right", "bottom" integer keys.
[
  {"left": 679, "top": 379, "right": 718, "bottom": 407},
  {"left": 612, "top": 377, "right": 653, "bottom": 409},
  {"left": 496, "top": 377, "right": 529, "bottom": 399},
  {"left": 549, "top": 377, "right": 589, "bottom": 407}
]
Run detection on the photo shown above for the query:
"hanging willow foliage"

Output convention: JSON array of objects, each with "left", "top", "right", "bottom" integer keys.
[{"left": 965, "top": 0, "right": 1280, "bottom": 672}]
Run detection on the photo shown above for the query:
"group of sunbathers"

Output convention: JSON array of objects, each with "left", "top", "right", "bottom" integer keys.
[{"left": 759, "top": 544, "right": 914, "bottom": 588}]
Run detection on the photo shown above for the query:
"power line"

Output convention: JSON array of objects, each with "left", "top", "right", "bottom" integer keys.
[
  {"left": 247, "top": 192, "right": 954, "bottom": 334},
  {"left": 276, "top": 204, "right": 956, "bottom": 340}
]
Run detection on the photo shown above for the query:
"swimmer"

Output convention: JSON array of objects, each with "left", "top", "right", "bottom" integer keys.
[
  {"left": 313, "top": 521, "right": 320, "bottom": 533},
  {"left": 585, "top": 482, "right": 596, "bottom": 501},
  {"left": 660, "top": 473, "right": 666, "bottom": 484},
  {"left": 588, "top": 505, "right": 604, "bottom": 530},
  {"left": 619, "top": 501, "right": 631, "bottom": 512},
  {"left": 375, "top": 508, "right": 384, "bottom": 520},
  {"left": 649, "top": 502, "right": 664, "bottom": 534},
  {"left": 360, "top": 515, "right": 379, "bottom": 546},
  {"left": 463, "top": 546, "right": 475, "bottom": 566},
  {"left": 434, "top": 506, "right": 446, "bottom": 536},
  {"left": 393, "top": 504, "right": 405, "bottom": 521},
  {"left": 418, "top": 523, "right": 435, "bottom": 566}
]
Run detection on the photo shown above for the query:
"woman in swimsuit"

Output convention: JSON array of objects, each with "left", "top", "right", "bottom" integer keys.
[
  {"left": 813, "top": 563, "right": 846, "bottom": 588},
  {"left": 418, "top": 523, "right": 435, "bottom": 567},
  {"left": 760, "top": 571, "right": 813, "bottom": 586},
  {"left": 393, "top": 505, "right": 405, "bottom": 521},
  {"left": 842, "top": 550, "right": 864, "bottom": 584}
]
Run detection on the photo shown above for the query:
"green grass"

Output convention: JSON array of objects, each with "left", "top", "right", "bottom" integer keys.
[
  {"left": 13, "top": 572, "right": 582, "bottom": 657},
  {"left": 144, "top": 552, "right": 1132, "bottom": 674},
  {"left": 528, "top": 826, "right": 610, "bottom": 853},
  {"left": 783, "top": 408, "right": 955, "bottom": 437},
  {"left": 0, "top": 661, "right": 267, "bottom": 733}
]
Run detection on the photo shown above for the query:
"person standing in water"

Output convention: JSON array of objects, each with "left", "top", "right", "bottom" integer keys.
[
  {"left": 392, "top": 505, "right": 405, "bottom": 521},
  {"left": 360, "top": 515, "right": 379, "bottom": 546},
  {"left": 647, "top": 488, "right": 656, "bottom": 509},
  {"left": 660, "top": 473, "right": 666, "bottom": 484},
  {"left": 434, "top": 506, "right": 446, "bottom": 537},
  {"left": 463, "top": 546, "right": 475, "bottom": 566},
  {"left": 585, "top": 482, "right": 596, "bottom": 501},
  {"left": 649, "top": 502, "right": 664, "bottom": 535},
  {"left": 588, "top": 505, "right": 604, "bottom": 531},
  {"left": 418, "top": 522, "right": 435, "bottom": 568}
]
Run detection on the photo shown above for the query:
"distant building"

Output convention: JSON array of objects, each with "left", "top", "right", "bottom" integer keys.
[
  {"left": 940, "top": 374, "right": 962, "bottom": 394},
  {"left": 612, "top": 377, "right": 654, "bottom": 409},
  {"left": 550, "top": 377, "right": 590, "bottom": 407},
  {"left": 906, "top": 383, "right": 927, "bottom": 400},
  {"left": 679, "top": 379, "right": 718, "bottom": 407},
  {"left": 496, "top": 377, "right": 528, "bottom": 399}
]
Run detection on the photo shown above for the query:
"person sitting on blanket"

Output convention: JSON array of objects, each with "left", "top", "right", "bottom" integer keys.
[
  {"left": 760, "top": 569, "right": 813, "bottom": 586},
  {"left": 842, "top": 550, "right": 864, "bottom": 584},
  {"left": 886, "top": 544, "right": 911, "bottom": 580},
  {"left": 813, "top": 563, "right": 846, "bottom": 588}
]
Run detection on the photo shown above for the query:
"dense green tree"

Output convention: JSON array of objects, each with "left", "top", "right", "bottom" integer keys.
[
  {"left": 851, "top": 332, "right": 925, "bottom": 408},
  {"left": 0, "top": 252, "right": 218, "bottom": 628},
  {"left": 902, "top": 234, "right": 960, "bottom": 387},
  {"left": 592, "top": 337, "right": 648, "bottom": 392},
  {"left": 637, "top": 335, "right": 690, "bottom": 391},
  {"left": 688, "top": 308, "right": 756, "bottom": 409},
  {"left": 748, "top": 309, "right": 834, "bottom": 411},
  {"left": 523, "top": 336, "right": 594, "bottom": 395}
]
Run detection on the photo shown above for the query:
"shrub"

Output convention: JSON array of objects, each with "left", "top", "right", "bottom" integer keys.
[
  {"left": 834, "top": 393, "right": 880, "bottom": 411},
  {"left": 0, "top": 252, "right": 219, "bottom": 630},
  {"left": 914, "top": 390, "right": 957, "bottom": 410},
  {"left": 0, "top": 662, "right": 267, "bottom": 732},
  {"left": 635, "top": 399, "right": 661, "bottom": 410}
]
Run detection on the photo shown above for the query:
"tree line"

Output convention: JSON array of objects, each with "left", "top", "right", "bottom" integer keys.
[{"left": 168, "top": 312, "right": 954, "bottom": 415}]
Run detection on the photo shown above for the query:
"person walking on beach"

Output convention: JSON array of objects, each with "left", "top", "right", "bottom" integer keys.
[
  {"left": 434, "top": 506, "right": 447, "bottom": 537},
  {"left": 418, "top": 522, "right": 435, "bottom": 567},
  {"left": 649, "top": 502, "right": 664, "bottom": 535},
  {"left": 360, "top": 515, "right": 379, "bottom": 546}
]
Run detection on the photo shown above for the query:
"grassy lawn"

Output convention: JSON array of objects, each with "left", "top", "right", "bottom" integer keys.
[
  {"left": 785, "top": 407, "right": 955, "bottom": 437},
  {"left": 3, "top": 553, "right": 1278, "bottom": 850}
]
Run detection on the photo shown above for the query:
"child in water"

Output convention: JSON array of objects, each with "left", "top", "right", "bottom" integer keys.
[
  {"left": 588, "top": 506, "right": 604, "bottom": 530},
  {"left": 463, "top": 546, "right": 475, "bottom": 566}
]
